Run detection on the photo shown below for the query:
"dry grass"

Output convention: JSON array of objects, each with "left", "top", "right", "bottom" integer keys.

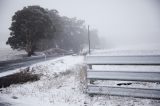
[
  {"left": 59, "top": 69, "right": 73, "bottom": 76},
  {"left": 0, "top": 67, "right": 40, "bottom": 88},
  {"left": 76, "top": 65, "right": 87, "bottom": 92}
]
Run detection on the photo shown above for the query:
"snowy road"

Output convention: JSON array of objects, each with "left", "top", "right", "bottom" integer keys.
[
  {"left": 0, "top": 54, "right": 62, "bottom": 73},
  {"left": 0, "top": 102, "right": 11, "bottom": 106}
]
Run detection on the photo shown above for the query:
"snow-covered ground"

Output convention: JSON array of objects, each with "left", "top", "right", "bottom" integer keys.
[
  {"left": 0, "top": 55, "right": 160, "bottom": 106},
  {"left": 91, "top": 46, "right": 160, "bottom": 56},
  {"left": 91, "top": 49, "right": 160, "bottom": 56}
]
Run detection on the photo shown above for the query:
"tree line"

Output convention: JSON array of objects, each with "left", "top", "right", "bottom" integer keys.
[{"left": 6, "top": 6, "right": 99, "bottom": 56}]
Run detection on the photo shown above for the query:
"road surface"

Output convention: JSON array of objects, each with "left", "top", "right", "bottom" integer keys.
[{"left": 0, "top": 54, "right": 62, "bottom": 73}]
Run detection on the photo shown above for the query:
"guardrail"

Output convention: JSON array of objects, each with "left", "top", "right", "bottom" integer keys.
[
  {"left": 86, "top": 55, "right": 160, "bottom": 65},
  {"left": 85, "top": 55, "right": 160, "bottom": 99}
]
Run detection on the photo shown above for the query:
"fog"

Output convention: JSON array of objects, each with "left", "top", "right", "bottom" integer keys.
[{"left": 0, "top": 0, "right": 160, "bottom": 49}]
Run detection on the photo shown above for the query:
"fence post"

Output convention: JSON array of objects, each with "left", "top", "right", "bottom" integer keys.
[{"left": 88, "top": 64, "right": 94, "bottom": 84}]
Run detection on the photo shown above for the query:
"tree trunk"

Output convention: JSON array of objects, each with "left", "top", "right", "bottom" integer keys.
[
  {"left": 27, "top": 50, "right": 34, "bottom": 56},
  {"left": 26, "top": 40, "right": 34, "bottom": 57}
]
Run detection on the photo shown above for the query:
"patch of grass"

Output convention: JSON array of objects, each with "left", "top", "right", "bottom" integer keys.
[
  {"left": 0, "top": 67, "right": 40, "bottom": 88},
  {"left": 59, "top": 69, "right": 73, "bottom": 76},
  {"left": 76, "top": 65, "right": 87, "bottom": 92}
]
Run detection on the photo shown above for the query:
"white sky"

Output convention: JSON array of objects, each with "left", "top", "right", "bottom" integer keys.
[{"left": 0, "top": 0, "right": 160, "bottom": 48}]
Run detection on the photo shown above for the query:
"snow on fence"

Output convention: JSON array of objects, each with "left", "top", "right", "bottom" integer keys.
[
  {"left": 86, "top": 55, "right": 160, "bottom": 65},
  {"left": 85, "top": 55, "right": 160, "bottom": 99}
]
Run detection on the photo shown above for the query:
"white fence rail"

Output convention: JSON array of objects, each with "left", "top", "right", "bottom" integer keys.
[
  {"left": 87, "top": 85, "right": 160, "bottom": 99},
  {"left": 86, "top": 55, "right": 160, "bottom": 65},
  {"left": 85, "top": 55, "right": 160, "bottom": 99}
]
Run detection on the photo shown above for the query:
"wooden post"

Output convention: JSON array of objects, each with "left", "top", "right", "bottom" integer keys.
[
  {"left": 88, "top": 64, "right": 94, "bottom": 84},
  {"left": 89, "top": 64, "right": 92, "bottom": 69}
]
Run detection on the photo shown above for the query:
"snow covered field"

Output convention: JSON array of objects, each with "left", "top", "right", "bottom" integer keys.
[
  {"left": 0, "top": 55, "right": 160, "bottom": 106},
  {"left": 91, "top": 49, "right": 160, "bottom": 56},
  {"left": 91, "top": 45, "right": 160, "bottom": 56},
  {"left": 0, "top": 48, "right": 26, "bottom": 61}
]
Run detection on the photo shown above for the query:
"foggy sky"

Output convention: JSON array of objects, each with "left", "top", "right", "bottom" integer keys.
[{"left": 0, "top": 0, "right": 160, "bottom": 49}]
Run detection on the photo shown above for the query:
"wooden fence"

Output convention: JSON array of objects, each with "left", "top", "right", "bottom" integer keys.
[{"left": 85, "top": 55, "right": 160, "bottom": 99}]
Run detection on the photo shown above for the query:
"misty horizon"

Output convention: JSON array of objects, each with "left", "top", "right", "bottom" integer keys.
[{"left": 0, "top": 0, "right": 160, "bottom": 49}]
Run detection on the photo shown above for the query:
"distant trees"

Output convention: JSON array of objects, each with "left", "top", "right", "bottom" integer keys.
[
  {"left": 7, "top": 6, "right": 55, "bottom": 56},
  {"left": 90, "top": 29, "right": 99, "bottom": 49},
  {"left": 7, "top": 5, "right": 99, "bottom": 56},
  {"left": 55, "top": 17, "right": 88, "bottom": 52},
  {"left": 36, "top": 9, "right": 60, "bottom": 51}
]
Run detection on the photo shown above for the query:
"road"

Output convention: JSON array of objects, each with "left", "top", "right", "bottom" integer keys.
[
  {"left": 0, "top": 54, "right": 63, "bottom": 73},
  {"left": 0, "top": 102, "right": 11, "bottom": 106}
]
